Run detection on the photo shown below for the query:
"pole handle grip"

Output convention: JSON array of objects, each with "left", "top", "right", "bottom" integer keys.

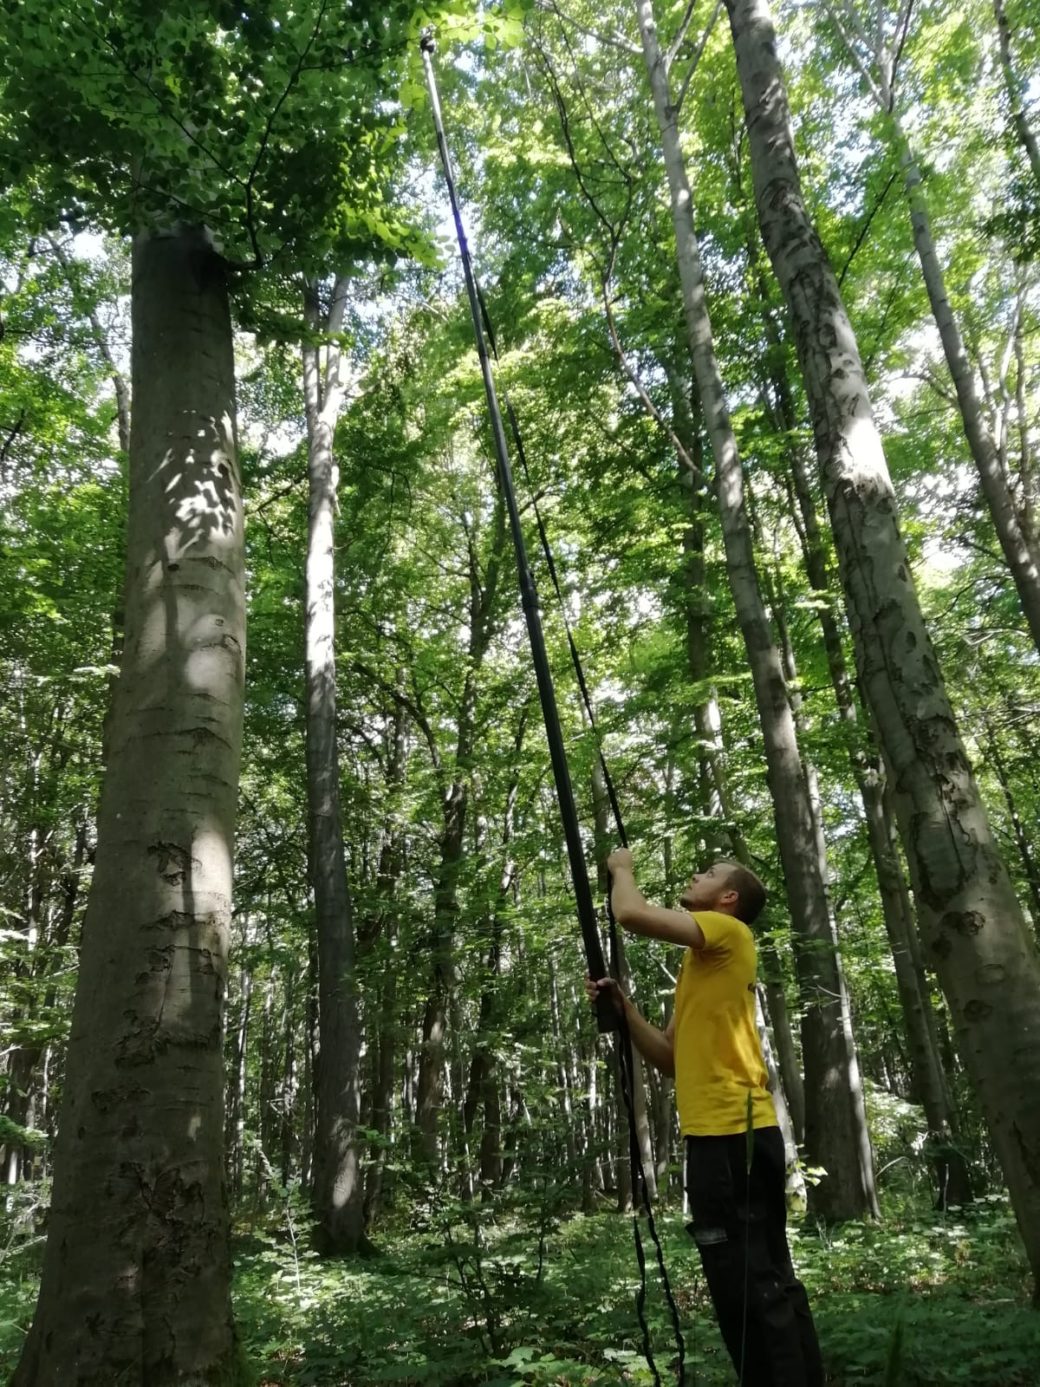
[{"left": 595, "top": 986, "right": 620, "bottom": 1034}]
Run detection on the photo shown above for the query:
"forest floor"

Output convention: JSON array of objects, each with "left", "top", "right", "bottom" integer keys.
[{"left": 1, "top": 1192, "right": 1038, "bottom": 1384}]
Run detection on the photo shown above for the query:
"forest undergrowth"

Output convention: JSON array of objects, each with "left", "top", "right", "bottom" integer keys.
[{"left": 2, "top": 1190, "right": 1036, "bottom": 1386}]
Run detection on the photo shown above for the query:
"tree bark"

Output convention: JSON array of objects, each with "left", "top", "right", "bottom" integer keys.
[
  {"left": 994, "top": 0, "right": 1040, "bottom": 192},
  {"left": 14, "top": 226, "right": 244, "bottom": 1385},
  {"left": 745, "top": 262, "right": 971, "bottom": 1204},
  {"left": 726, "top": 0, "right": 1040, "bottom": 1290},
  {"left": 823, "top": 6, "right": 1040, "bottom": 653},
  {"left": 301, "top": 275, "right": 367, "bottom": 1255},
  {"left": 636, "top": 0, "right": 874, "bottom": 1220},
  {"left": 415, "top": 501, "right": 505, "bottom": 1165}
]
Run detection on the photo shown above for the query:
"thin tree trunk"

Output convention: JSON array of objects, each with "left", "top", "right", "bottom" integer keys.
[
  {"left": 823, "top": 6, "right": 1040, "bottom": 652},
  {"left": 226, "top": 964, "right": 252, "bottom": 1201},
  {"left": 744, "top": 257, "right": 971, "bottom": 1202},
  {"left": 727, "top": 0, "right": 1040, "bottom": 1293},
  {"left": 755, "top": 987, "right": 806, "bottom": 1203},
  {"left": 994, "top": 0, "right": 1040, "bottom": 191},
  {"left": 14, "top": 226, "right": 244, "bottom": 1385},
  {"left": 302, "top": 274, "right": 367, "bottom": 1255},
  {"left": 753, "top": 512, "right": 879, "bottom": 1215},
  {"left": 984, "top": 717, "right": 1040, "bottom": 938},
  {"left": 636, "top": 0, "right": 873, "bottom": 1220},
  {"left": 549, "top": 961, "right": 580, "bottom": 1175},
  {"left": 363, "top": 690, "right": 408, "bottom": 1227},
  {"left": 462, "top": 717, "right": 524, "bottom": 1197},
  {"left": 416, "top": 502, "right": 505, "bottom": 1164},
  {"left": 890, "top": 112, "right": 1040, "bottom": 653}
]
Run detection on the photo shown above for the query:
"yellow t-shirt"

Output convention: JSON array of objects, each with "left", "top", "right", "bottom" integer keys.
[{"left": 674, "top": 910, "right": 776, "bottom": 1137}]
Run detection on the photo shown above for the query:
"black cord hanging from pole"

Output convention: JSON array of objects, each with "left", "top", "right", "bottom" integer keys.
[{"left": 420, "top": 35, "right": 687, "bottom": 1384}]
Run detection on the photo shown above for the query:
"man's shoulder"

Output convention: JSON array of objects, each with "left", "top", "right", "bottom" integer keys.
[{"left": 690, "top": 909, "right": 751, "bottom": 945}]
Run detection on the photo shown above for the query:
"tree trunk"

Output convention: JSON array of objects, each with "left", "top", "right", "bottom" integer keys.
[
  {"left": 14, "top": 226, "right": 244, "bottom": 1386},
  {"left": 302, "top": 275, "right": 367, "bottom": 1255},
  {"left": 755, "top": 987, "right": 806, "bottom": 1203},
  {"left": 416, "top": 501, "right": 505, "bottom": 1165},
  {"left": 636, "top": 0, "right": 874, "bottom": 1221},
  {"left": 225, "top": 964, "right": 251, "bottom": 1201},
  {"left": 749, "top": 478, "right": 879, "bottom": 1213},
  {"left": 416, "top": 781, "right": 467, "bottom": 1168},
  {"left": 984, "top": 717, "right": 1040, "bottom": 939},
  {"left": 994, "top": 0, "right": 1040, "bottom": 191},
  {"left": 823, "top": 11, "right": 1040, "bottom": 652},
  {"left": 727, "top": 0, "right": 1040, "bottom": 1291},
  {"left": 887, "top": 110, "right": 1040, "bottom": 655},
  {"left": 362, "top": 688, "right": 408, "bottom": 1227},
  {"left": 744, "top": 262, "right": 971, "bottom": 1203}
]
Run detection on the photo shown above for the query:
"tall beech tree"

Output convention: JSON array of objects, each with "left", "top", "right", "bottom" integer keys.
[
  {"left": 0, "top": 0, "right": 445, "bottom": 1376},
  {"left": 820, "top": 0, "right": 1040, "bottom": 657},
  {"left": 631, "top": 0, "right": 876, "bottom": 1220},
  {"left": 302, "top": 273, "right": 368, "bottom": 1253},
  {"left": 13, "top": 223, "right": 245, "bottom": 1386},
  {"left": 725, "top": 0, "right": 1040, "bottom": 1293}
]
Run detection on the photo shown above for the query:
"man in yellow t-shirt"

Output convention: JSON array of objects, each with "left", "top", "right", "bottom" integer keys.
[{"left": 586, "top": 849, "right": 822, "bottom": 1387}]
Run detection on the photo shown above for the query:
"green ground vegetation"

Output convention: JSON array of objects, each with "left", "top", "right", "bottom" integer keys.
[{"left": 3, "top": 1191, "right": 1035, "bottom": 1385}]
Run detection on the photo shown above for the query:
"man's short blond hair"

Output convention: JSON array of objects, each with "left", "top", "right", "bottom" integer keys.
[{"left": 717, "top": 861, "right": 767, "bottom": 924}]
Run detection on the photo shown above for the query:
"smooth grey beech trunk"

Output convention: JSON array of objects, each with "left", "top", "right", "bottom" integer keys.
[
  {"left": 362, "top": 690, "right": 407, "bottom": 1226},
  {"left": 14, "top": 226, "right": 244, "bottom": 1385},
  {"left": 726, "top": 0, "right": 1040, "bottom": 1294},
  {"left": 823, "top": 1, "right": 1040, "bottom": 655},
  {"left": 301, "top": 276, "right": 367, "bottom": 1253},
  {"left": 748, "top": 266, "right": 971, "bottom": 1205},
  {"left": 994, "top": 0, "right": 1040, "bottom": 192},
  {"left": 415, "top": 502, "right": 505, "bottom": 1166},
  {"left": 635, "top": 0, "right": 875, "bottom": 1220}
]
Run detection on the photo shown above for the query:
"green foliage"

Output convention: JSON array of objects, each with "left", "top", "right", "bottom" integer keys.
[
  {"left": 0, "top": 0, "right": 460, "bottom": 283},
  {"left": 2, "top": 0, "right": 1040, "bottom": 1377},
  {"left": 5, "top": 1196, "right": 1031, "bottom": 1384}
]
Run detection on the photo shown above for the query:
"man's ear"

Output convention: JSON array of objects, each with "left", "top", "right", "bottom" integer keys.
[{"left": 718, "top": 886, "right": 739, "bottom": 911}]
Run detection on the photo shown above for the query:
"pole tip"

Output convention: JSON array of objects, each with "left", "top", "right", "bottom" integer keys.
[{"left": 419, "top": 28, "right": 436, "bottom": 54}]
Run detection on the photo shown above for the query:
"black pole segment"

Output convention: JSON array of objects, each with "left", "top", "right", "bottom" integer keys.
[{"left": 419, "top": 34, "right": 614, "bottom": 1032}]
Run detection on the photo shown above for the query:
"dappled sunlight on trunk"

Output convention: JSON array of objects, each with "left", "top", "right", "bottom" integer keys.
[{"left": 13, "top": 226, "right": 245, "bottom": 1387}]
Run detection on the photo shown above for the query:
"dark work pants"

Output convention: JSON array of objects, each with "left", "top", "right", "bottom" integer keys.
[{"left": 685, "top": 1127, "right": 823, "bottom": 1387}]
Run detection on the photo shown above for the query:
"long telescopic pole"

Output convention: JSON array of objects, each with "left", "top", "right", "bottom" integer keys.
[{"left": 419, "top": 33, "right": 614, "bottom": 1033}]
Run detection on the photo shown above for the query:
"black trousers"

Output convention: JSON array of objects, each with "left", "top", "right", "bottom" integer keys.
[{"left": 685, "top": 1127, "right": 823, "bottom": 1387}]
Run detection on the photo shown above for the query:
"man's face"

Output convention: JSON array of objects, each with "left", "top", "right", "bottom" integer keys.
[{"left": 679, "top": 862, "right": 734, "bottom": 912}]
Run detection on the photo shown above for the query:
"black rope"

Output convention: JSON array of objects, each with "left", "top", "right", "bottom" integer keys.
[{"left": 420, "top": 34, "right": 686, "bottom": 1385}]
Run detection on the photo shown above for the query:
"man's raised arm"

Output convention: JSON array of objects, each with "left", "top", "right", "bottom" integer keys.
[{"left": 607, "top": 847, "right": 705, "bottom": 950}]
